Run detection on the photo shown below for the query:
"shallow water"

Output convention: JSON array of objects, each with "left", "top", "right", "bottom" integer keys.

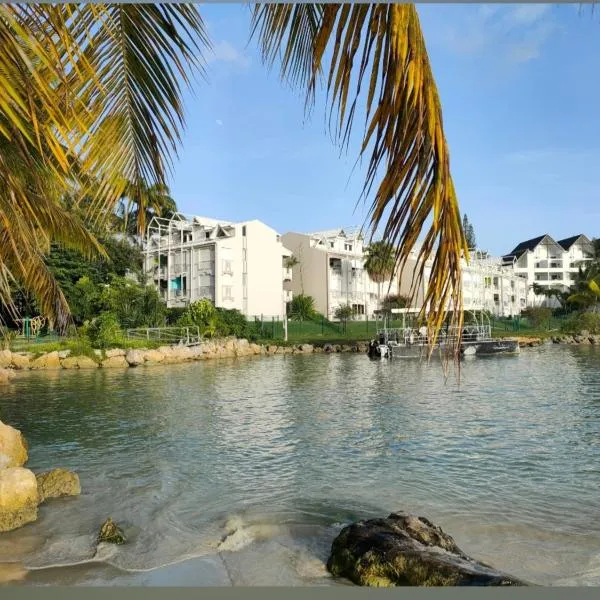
[{"left": 1, "top": 345, "right": 599, "bottom": 586}]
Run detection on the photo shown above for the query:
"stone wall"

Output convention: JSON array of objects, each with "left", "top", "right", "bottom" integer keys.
[{"left": 0, "top": 340, "right": 371, "bottom": 375}]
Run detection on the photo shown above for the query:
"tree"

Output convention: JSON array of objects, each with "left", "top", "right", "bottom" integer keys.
[
  {"left": 567, "top": 276, "right": 600, "bottom": 312},
  {"left": 462, "top": 214, "right": 476, "bottom": 250},
  {"left": 364, "top": 241, "right": 397, "bottom": 306},
  {"left": 116, "top": 182, "right": 178, "bottom": 236},
  {"left": 1, "top": 4, "right": 465, "bottom": 350},
  {"left": 287, "top": 294, "right": 317, "bottom": 322},
  {"left": 381, "top": 294, "right": 410, "bottom": 313},
  {"left": 531, "top": 283, "right": 570, "bottom": 309},
  {"left": 284, "top": 255, "right": 299, "bottom": 269},
  {"left": 334, "top": 304, "right": 354, "bottom": 334}
]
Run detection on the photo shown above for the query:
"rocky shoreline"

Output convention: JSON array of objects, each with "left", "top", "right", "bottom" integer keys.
[
  {"left": 0, "top": 420, "right": 80, "bottom": 532},
  {"left": 0, "top": 334, "right": 597, "bottom": 380}
]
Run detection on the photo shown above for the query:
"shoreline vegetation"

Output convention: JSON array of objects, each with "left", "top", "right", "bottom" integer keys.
[{"left": 1, "top": 333, "right": 599, "bottom": 380}]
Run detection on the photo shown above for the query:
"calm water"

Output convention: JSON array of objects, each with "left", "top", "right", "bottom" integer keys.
[{"left": 1, "top": 345, "right": 599, "bottom": 586}]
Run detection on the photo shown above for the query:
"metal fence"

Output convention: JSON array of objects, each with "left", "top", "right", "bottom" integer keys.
[
  {"left": 248, "top": 314, "right": 573, "bottom": 342},
  {"left": 125, "top": 326, "right": 201, "bottom": 345}
]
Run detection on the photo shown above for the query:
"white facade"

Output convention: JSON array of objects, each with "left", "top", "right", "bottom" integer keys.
[
  {"left": 144, "top": 214, "right": 293, "bottom": 318},
  {"left": 399, "top": 248, "right": 528, "bottom": 317},
  {"left": 502, "top": 234, "right": 594, "bottom": 307},
  {"left": 281, "top": 228, "right": 399, "bottom": 320}
]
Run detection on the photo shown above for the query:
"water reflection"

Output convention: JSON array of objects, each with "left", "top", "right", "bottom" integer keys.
[{"left": 0, "top": 346, "right": 599, "bottom": 585}]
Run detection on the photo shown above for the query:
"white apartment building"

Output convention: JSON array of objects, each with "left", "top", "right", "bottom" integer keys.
[
  {"left": 281, "top": 228, "right": 399, "bottom": 320},
  {"left": 398, "top": 248, "right": 529, "bottom": 317},
  {"left": 502, "top": 234, "right": 594, "bottom": 307},
  {"left": 144, "top": 213, "right": 293, "bottom": 318}
]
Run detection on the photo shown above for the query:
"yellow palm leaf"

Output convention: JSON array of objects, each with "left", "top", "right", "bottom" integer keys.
[{"left": 252, "top": 3, "right": 467, "bottom": 359}]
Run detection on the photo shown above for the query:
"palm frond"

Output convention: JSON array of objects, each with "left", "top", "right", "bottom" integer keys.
[{"left": 253, "top": 3, "right": 467, "bottom": 358}]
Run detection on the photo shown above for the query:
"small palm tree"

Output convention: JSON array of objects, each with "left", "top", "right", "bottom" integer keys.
[
  {"left": 364, "top": 241, "right": 397, "bottom": 306},
  {"left": 288, "top": 294, "right": 316, "bottom": 322},
  {"left": 284, "top": 255, "right": 299, "bottom": 270}
]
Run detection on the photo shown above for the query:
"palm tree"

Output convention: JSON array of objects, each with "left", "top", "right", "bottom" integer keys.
[
  {"left": 117, "top": 182, "right": 178, "bottom": 236},
  {"left": 0, "top": 4, "right": 465, "bottom": 349},
  {"left": 568, "top": 276, "right": 600, "bottom": 312},
  {"left": 364, "top": 240, "right": 397, "bottom": 307}
]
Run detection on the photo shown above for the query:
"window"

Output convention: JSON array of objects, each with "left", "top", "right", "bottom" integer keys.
[
  {"left": 222, "top": 286, "right": 233, "bottom": 300},
  {"left": 205, "top": 231, "right": 211, "bottom": 239},
  {"left": 344, "top": 243, "right": 353, "bottom": 251},
  {"left": 484, "top": 277, "right": 492, "bottom": 288},
  {"left": 352, "top": 304, "right": 365, "bottom": 315},
  {"left": 493, "top": 294, "right": 500, "bottom": 303},
  {"left": 493, "top": 277, "right": 498, "bottom": 287},
  {"left": 510, "top": 280, "right": 515, "bottom": 290},
  {"left": 330, "top": 242, "right": 334, "bottom": 248},
  {"left": 222, "top": 259, "right": 233, "bottom": 275},
  {"left": 511, "top": 295, "right": 515, "bottom": 303},
  {"left": 242, "top": 226, "right": 246, "bottom": 236}
]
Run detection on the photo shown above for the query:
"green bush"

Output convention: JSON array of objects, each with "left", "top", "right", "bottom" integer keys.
[
  {"left": 215, "top": 307, "right": 249, "bottom": 337},
  {"left": 165, "top": 307, "right": 187, "bottom": 325},
  {"left": 522, "top": 306, "right": 552, "bottom": 328},
  {"left": 560, "top": 311, "right": 600, "bottom": 334},
  {"left": 287, "top": 294, "right": 317, "bottom": 321},
  {"left": 86, "top": 312, "right": 123, "bottom": 349}
]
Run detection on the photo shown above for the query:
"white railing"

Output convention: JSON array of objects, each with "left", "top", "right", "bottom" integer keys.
[
  {"left": 126, "top": 326, "right": 201, "bottom": 345},
  {"left": 375, "top": 324, "right": 492, "bottom": 346}
]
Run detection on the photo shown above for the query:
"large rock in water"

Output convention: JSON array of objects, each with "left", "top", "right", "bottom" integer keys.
[
  {"left": 0, "top": 420, "right": 28, "bottom": 468},
  {"left": 327, "top": 513, "right": 527, "bottom": 587},
  {"left": 0, "top": 467, "right": 39, "bottom": 532},
  {"left": 36, "top": 468, "right": 81, "bottom": 503}
]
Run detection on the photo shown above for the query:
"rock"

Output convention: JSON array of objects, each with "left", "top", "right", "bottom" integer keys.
[
  {"left": 0, "top": 420, "right": 28, "bottom": 467},
  {"left": 266, "top": 345, "right": 279, "bottom": 354},
  {"left": 98, "top": 518, "right": 126, "bottom": 544},
  {"left": 323, "top": 344, "right": 334, "bottom": 353},
  {"left": 125, "top": 349, "right": 145, "bottom": 367},
  {"left": 61, "top": 357, "right": 79, "bottom": 369},
  {"left": 101, "top": 356, "right": 129, "bottom": 369},
  {"left": 313, "top": 346, "right": 324, "bottom": 353},
  {"left": 0, "top": 350, "right": 12, "bottom": 369},
  {"left": 299, "top": 344, "right": 314, "bottom": 353},
  {"left": 60, "top": 356, "right": 99, "bottom": 369},
  {"left": 57, "top": 350, "right": 71, "bottom": 359},
  {"left": 580, "top": 330, "right": 590, "bottom": 337},
  {"left": 105, "top": 348, "right": 125, "bottom": 358},
  {"left": 0, "top": 368, "right": 16, "bottom": 384},
  {"left": 30, "top": 351, "right": 61, "bottom": 370},
  {"left": 143, "top": 350, "right": 165, "bottom": 364},
  {"left": 36, "top": 468, "right": 81, "bottom": 503},
  {"left": 0, "top": 467, "right": 39, "bottom": 532},
  {"left": 341, "top": 345, "right": 353, "bottom": 353},
  {"left": 10, "top": 353, "right": 30, "bottom": 370},
  {"left": 327, "top": 512, "right": 526, "bottom": 587},
  {"left": 334, "top": 345, "right": 342, "bottom": 353},
  {"left": 77, "top": 356, "right": 99, "bottom": 369}
]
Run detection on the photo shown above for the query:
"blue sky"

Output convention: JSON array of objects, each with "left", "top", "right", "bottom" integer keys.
[{"left": 168, "top": 4, "right": 600, "bottom": 256}]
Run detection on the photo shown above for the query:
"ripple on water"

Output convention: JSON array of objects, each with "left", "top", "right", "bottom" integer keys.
[{"left": 0, "top": 346, "right": 599, "bottom": 586}]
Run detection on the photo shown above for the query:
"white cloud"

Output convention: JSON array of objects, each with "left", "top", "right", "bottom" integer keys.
[
  {"left": 215, "top": 119, "right": 223, "bottom": 127},
  {"left": 507, "top": 4, "right": 551, "bottom": 26},
  {"left": 207, "top": 40, "right": 251, "bottom": 69},
  {"left": 426, "top": 4, "right": 557, "bottom": 64}
]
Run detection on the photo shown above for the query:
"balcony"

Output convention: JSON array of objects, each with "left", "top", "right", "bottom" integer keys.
[{"left": 283, "top": 267, "right": 292, "bottom": 281}]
